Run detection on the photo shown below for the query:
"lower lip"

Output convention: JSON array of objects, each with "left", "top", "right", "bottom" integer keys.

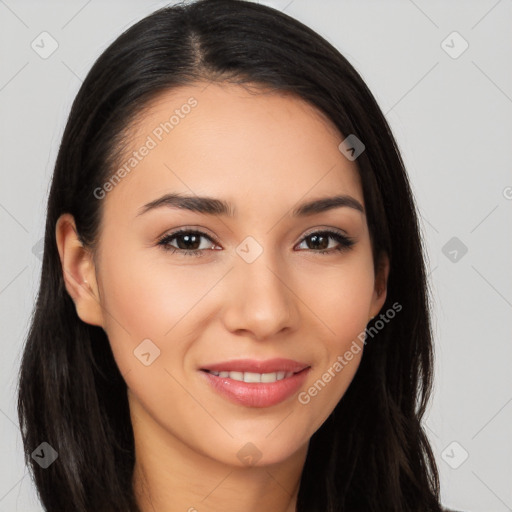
[{"left": 200, "top": 368, "right": 310, "bottom": 408}]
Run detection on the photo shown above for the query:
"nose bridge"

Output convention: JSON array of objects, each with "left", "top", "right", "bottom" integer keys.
[{"left": 223, "top": 237, "right": 299, "bottom": 339}]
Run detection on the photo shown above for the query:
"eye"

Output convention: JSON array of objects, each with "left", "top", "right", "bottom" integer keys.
[
  {"left": 156, "top": 228, "right": 355, "bottom": 257},
  {"left": 157, "top": 229, "right": 218, "bottom": 257},
  {"left": 296, "top": 230, "right": 355, "bottom": 254}
]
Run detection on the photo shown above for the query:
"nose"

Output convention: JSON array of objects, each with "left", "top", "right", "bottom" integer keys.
[{"left": 221, "top": 248, "right": 300, "bottom": 341}]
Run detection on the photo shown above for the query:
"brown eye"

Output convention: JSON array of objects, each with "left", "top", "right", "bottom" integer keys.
[
  {"left": 157, "top": 229, "right": 218, "bottom": 257},
  {"left": 297, "top": 230, "right": 355, "bottom": 254}
]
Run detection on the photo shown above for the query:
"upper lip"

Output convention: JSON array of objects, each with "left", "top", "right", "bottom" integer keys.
[{"left": 201, "top": 358, "right": 310, "bottom": 374}]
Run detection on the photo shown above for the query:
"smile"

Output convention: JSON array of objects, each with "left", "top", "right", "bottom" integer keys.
[
  {"left": 200, "top": 367, "right": 310, "bottom": 408},
  {"left": 204, "top": 370, "right": 295, "bottom": 383}
]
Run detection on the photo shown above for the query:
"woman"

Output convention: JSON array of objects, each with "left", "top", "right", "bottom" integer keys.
[{"left": 17, "top": 0, "right": 457, "bottom": 510}]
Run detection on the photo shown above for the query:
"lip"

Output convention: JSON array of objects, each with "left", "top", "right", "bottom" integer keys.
[
  {"left": 200, "top": 358, "right": 309, "bottom": 374},
  {"left": 199, "top": 359, "right": 311, "bottom": 408}
]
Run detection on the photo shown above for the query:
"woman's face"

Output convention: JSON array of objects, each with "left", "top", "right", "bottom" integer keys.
[{"left": 73, "top": 83, "right": 388, "bottom": 467}]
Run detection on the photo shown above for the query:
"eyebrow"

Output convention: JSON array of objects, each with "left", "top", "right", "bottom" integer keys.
[{"left": 136, "top": 193, "right": 365, "bottom": 218}]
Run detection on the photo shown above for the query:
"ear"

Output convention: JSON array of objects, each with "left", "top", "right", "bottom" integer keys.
[
  {"left": 55, "top": 213, "right": 104, "bottom": 327},
  {"left": 369, "top": 251, "right": 390, "bottom": 320}
]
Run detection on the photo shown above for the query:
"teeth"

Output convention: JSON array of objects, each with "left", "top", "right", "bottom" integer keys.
[
  {"left": 207, "top": 370, "right": 294, "bottom": 383},
  {"left": 244, "top": 372, "right": 261, "bottom": 383}
]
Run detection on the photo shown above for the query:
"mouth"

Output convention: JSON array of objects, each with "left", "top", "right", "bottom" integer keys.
[{"left": 198, "top": 358, "right": 311, "bottom": 408}]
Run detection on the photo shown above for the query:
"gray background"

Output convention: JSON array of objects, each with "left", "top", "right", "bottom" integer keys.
[{"left": 1, "top": 0, "right": 511, "bottom": 510}]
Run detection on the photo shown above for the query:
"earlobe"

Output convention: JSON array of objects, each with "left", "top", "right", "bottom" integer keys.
[{"left": 55, "top": 213, "right": 104, "bottom": 327}]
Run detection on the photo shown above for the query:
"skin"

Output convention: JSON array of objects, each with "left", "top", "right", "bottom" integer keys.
[{"left": 56, "top": 82, "right": 389, "bottom": 512}]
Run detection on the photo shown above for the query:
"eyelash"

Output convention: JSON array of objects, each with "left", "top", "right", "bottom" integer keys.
[{"left": 156, "top": 228, "right": 355, "bottom": 257}]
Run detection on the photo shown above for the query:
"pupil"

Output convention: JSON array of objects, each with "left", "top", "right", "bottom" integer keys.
[
  {"left": 309, "top": 234, "right": 328, "bottom": 250},
  {"left": 178, "top": 234, "right": 199, "bottom": 250}
]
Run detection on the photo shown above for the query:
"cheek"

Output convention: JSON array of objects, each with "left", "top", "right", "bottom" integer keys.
[
  {"left": 295, "top": 253, "right": 374, "bottom": 419},
  {"left": 96, "top": 241, "right": 224, "bottom": 375},
  {"left": 98, "top": 246, "right": 208, "bottom": 336},
  {"left": 304, "top": 254, "right": 375, "bottom": 345},
  {"left": 94, "top": 244, "right": 175, "bottom": 372},
  {"left": 98, "top": 252, "right": 169, "bottom": 339}
]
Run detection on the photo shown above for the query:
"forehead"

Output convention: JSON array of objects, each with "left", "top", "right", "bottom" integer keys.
[{"left": 103, "top": 82, "right": 364, "bottom": 217}]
